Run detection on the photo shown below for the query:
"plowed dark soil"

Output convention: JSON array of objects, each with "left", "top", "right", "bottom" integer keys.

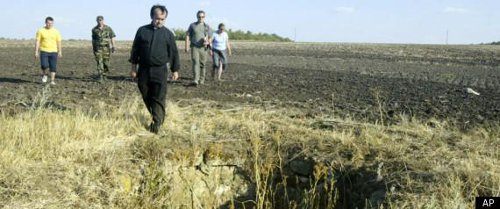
[{"left": 1, "top": 41, "right": 499, "bottom": 128}]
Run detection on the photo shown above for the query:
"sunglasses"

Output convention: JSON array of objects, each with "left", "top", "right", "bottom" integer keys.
[{"left": 197, "top": 16, "right": 205, "bottom": 18}]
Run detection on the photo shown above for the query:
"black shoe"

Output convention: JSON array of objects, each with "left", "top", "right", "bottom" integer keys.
[
  {"left": 148, "top": 123, "right": 159, "bottom": 134},
  {"left": 186, "top": 81, "right": 198, "bottom": 87}
]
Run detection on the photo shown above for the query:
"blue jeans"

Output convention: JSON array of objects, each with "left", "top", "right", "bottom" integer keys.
[
  {"left": 40, "top": 51, "right": 58, "bottom": 72},
  {"left": 212, "top": 49, "right": 228, "bottom": 70}
]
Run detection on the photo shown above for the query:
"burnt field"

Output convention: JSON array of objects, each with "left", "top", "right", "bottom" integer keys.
[{"left": 0, "top": 40, "right": 499, "bottom": 127}]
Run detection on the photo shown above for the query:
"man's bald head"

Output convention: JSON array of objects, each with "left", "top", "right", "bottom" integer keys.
[
  {"left": 150, "top": 5, "right": 168, "bottom": 28},
  {"left": 150, "top": 5, "right": 168, "bottom": 19}
]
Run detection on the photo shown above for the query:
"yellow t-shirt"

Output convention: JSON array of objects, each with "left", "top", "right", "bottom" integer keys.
[{"left": 36, "top": 27, "right": 62, "bottom": 53}]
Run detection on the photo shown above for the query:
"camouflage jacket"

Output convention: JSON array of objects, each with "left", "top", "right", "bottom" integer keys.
[{"left": 92, "top": 25, "right": 116, "bottom": 51}]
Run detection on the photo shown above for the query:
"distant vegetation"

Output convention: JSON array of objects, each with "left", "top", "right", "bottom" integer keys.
[
  {"left": 479, "top": 41, "right": 500, "bottom": 45},
  {"left": 172, "top": 28, "right": 292, "bottom": 42}
]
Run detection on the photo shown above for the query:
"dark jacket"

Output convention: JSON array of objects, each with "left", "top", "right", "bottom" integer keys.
[{"left": 129, "top": 24, "right": 180, "bottom": 72}]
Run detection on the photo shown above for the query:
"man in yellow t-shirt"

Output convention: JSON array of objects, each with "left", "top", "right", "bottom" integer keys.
[{"left": 35, "top": 17, "right": 62, "bottom": 85}]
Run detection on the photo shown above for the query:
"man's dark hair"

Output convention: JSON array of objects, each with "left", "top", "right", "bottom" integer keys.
[
  {"left": 197, "top": 10, "right": 205, "bottom": 17},
  {"left": 45, "top": 17, "right": 54, "bottom": 22},
  {"left": 218, "top": 23, "right": 225, "bottom": 29},
  {"left": 150, "top": 5, "right": 168, "bottom": 19}
]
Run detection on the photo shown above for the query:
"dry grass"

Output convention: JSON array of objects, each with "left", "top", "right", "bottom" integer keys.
[{"left": 0, "top": 93, "right": 498, "bottom": 209}]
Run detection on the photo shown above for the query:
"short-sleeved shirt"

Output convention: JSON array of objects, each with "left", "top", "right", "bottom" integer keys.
[
  {"left": 187, "top": 22, "right": 212, "bottom": 47},
  {"left": 36, "top": 27, "right": 62, "bottom": 53},
  {"left": 212, "top": 31, "right": 229, "bottom": 51},
  {"left": 92, "top": 25, "right": 116, "bottom": 49}
]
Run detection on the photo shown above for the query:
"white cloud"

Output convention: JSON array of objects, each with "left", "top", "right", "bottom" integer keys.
[
  {"left": 334, "top": 7, "right": 356, "bottom": 14},
  {"left": 443, "top": 7, "right": 469, "bottom": 14}
]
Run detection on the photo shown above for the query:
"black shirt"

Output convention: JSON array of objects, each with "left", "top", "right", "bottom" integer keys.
[{"left": 129, "top": 24, "right": 180, "bottom": 72}]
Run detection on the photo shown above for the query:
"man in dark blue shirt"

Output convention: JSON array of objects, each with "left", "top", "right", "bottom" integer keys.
[{"left": 129, "top": 4, "right": 180, "bottom": 134}]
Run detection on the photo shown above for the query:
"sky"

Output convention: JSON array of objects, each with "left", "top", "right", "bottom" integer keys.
[{"left": 1, "top": 0, "right": 499, "bottom": 44}]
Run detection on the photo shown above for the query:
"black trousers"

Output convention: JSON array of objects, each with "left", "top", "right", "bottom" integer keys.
[{"left": 137, "top": 65, "right": 168, "bottom": 126}]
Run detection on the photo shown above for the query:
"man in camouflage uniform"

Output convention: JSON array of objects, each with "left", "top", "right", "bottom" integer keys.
[{"left": 92, "top": 15, "right": 116, "bottom": 82}]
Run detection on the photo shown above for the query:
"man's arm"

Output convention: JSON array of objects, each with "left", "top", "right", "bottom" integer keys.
[
  {"left": 56, "top": 31, "right": 62, "bottom": 57},
  {"left": 129, "top": 28, "right": 141, "bottom": 79},
  {"left": 91, "top": 29, "right": 97, "bottom": 52},
  {"left": 130, "top": 64, "right": 137, "bottom": 80},
  {"left": 227, "top": 39, "right": 232, "bottom": 56},
  {"left": 185, "top": 25, "right": 191, "bottom": 53},
  {"left": 185, "top": 34, "right": 190, "bottom": 53},
  {"left": 110, "top": 28, "right": 117, "bottom": 53},
  {"left": 208, "top": 33, "right": 214, "bottom": 56},
  {"left": 168, "top": 30, "right": 180, "bottom": 80},
  {"left": 129, "top": 28, "right": 141, "bottom": 64},
  {"left": 57, "top": 40, "right": 62, "bottom": 58},
  {"left": 111, "top": 37, "right": 116, "bottom": 53},
  {"left": 35, "top": 39, "right": 40, "bottom": 59}
]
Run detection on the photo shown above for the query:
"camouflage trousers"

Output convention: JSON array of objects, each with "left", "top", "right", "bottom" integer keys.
[{"left": 94, "top": 47, "right": 111, "bottom": 76}]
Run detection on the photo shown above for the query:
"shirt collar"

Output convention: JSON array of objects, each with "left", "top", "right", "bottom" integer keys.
[
  {"left": 96, "top": 25, "right": 106, "bottom": 30},
  {"left": 150, "top": 23, "right": 164, "bottom": 30}
]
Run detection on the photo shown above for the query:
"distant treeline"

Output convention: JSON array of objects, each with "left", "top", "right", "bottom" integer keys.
[
  {"left": 479, "top": 41, "right": 500, "bottom": 45},
  {"left": 0, "top": 29, "right": 293, "bottom": 42},
  {"left": 172, "top": 29, "right": 292, "bottom": 42}
]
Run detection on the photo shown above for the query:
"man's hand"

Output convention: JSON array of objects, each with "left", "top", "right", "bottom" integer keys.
[
  {"left": 58, "top": 52, "right": 63, "bottom": 58},
  {"left": 130, "top": 70, "right": 137, "bottom": 80},
  {"left": 130, "top": 64, "right": 137, "bottom": 80},
  {"left": 185, "top": 47, "right": 189, "bottom": 53},
  {"left": 35, "top": 52, "right": 39, "bottom": 60},
  {"left": 172, "top": 72, "right": 179, "bottom": 80},
  {"left": 111, "top": 47, "right": 115, "bottom": 53},
  {"left": 209, "top": 50, "right": 213, "bottom": 56}
]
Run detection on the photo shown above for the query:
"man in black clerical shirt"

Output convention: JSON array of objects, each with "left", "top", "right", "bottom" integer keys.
[{"left": 129, "top": 4, "right": 180, "bottom": 134}]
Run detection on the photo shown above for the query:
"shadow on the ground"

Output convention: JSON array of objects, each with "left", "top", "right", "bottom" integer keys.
[
  {"left": 55, "top": 75, "right": 94, "bottom": 82},
  {"left": 0, "top": 77, "right": 33, "bottom": 84},
  {"left": 218, "top": 162, "right": 387, "bottom": 209},
  {"left": 107, "top": 75, "right": 131, "bottom": 82},
  {"left": 333, "top": 165, "right": 387, "bottom": 209}
]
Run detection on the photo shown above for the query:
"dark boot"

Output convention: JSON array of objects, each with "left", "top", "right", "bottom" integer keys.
[{"left": 148, "top": 123, "right": 160, "bottom": 134}]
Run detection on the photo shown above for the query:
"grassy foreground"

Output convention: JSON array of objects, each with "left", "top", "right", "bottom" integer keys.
[{"left": 0, "top": 94, "right": 498, "bottom": 209}]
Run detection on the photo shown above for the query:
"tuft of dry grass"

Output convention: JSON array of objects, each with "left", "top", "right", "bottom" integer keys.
[{"left": 0, "top": 95, "right": 498, "bottom": 209}]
